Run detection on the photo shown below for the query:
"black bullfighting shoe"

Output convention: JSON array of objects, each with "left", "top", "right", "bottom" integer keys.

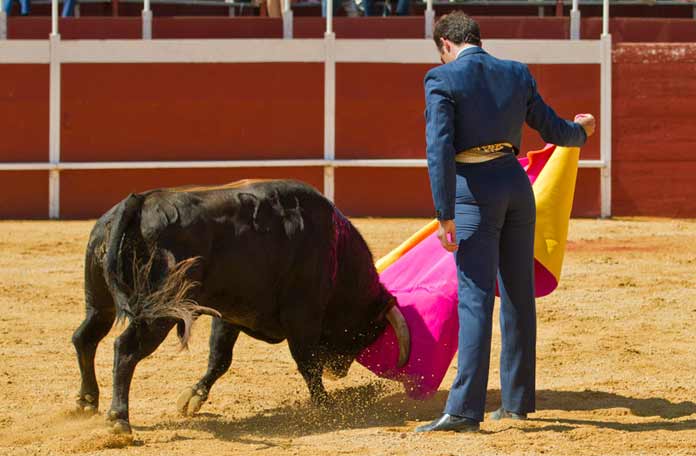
[
  {"left": 489, "top": 407, "right": 528, "bottom": 421},
  {"left": 414, "top": 414, "right": 480, "bottom": 433}
]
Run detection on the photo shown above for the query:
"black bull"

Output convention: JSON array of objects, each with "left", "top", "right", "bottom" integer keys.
[{"left": 71, "top": 179, "right": 410, "bottom": 434}]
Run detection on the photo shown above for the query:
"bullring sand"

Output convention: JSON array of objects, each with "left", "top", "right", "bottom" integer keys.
[{"left": 1, "top": 218, "right": 695, "bottom": 455}]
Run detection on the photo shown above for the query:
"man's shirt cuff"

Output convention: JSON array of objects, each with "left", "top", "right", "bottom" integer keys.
[{"left": 436, "top": 209, "right": 454, "bottom": 221}]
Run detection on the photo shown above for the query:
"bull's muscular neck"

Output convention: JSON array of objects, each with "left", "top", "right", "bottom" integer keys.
[{"left": 166, "top": 179, "right": 272, "bottom": 194}]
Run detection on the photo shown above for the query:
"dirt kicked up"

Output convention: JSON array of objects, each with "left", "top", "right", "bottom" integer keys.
[{"left": 1, "top": 217, "right": 695, "bottom": 456}]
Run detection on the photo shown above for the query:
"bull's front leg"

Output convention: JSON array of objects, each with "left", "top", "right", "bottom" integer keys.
[
  {"left": 107, "top": 319, "right": 175, "bottom": 434},
  {"left": 287, "top": 339, "right": 330, "bottom": 407},
  {"left": 177, "top": 318, "right": 241, "bottom": 416}
]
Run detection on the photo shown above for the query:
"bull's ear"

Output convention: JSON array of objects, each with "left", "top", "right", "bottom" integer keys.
[
  {"left": 153, "top": 200, "right": 179, "bottom": 225},
  {"left": 253, "top": 199, "right": 274, "bottom": 233},
  {"left": 237, "top": 192, "right": 258, "bottom": 211},
  {"left": 236, "top": 193, "right": 258, "bottom": 235},
  {"left": 140, "top": 195, "right": 178, "bottom": 239},
  {"left": 237, "top": 192, "right": 271, "bottom": 233},
  {"left": 282, "top": 197, "right": 304, "bottom": 239}
]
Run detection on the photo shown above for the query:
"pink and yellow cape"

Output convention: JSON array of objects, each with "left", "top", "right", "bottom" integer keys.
[{"left": 356, "top": 144, "right": 580, "bottom": 399}]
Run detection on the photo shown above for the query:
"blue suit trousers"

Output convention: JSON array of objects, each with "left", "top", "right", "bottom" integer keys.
[{"left": 444, "top": 154, "right": 537, "bottom": 422}]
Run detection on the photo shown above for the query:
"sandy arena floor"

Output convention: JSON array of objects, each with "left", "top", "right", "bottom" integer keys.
[{"left": 1, "top": 217, "right": 695, "bottom": 456}]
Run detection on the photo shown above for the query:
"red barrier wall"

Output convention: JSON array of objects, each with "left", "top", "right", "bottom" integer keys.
[
  {"left": 0, "top": 65, "right": 49, "bottom": 162},
  {"left": 295, "top": 17, "right": 425, "bottom": 39},
  {"left": 153, "top": 17, "right": 283, "bottom": 39},
  {"left": 61, "top": 63, "right": 324, "bottom": 161},
  {"left": 0, "top": 171, "right": 49, "bottom": 219},
  {"left": 334, "top": 168, "right": 601, "bottom": 218},
  {"left": 612, "top": 43, "right": 696, "bottom": 218},
  {"left": 8, "top": 17, "right": 142, "bottom": 39},
  {"left": 335, "top": 63, "right": 600, "bottom": 160},
  {"left": 1, "top": 38, "right": 694, "bottom": 219},
  {"left": 336, "top": 63, "right": 432, "bottom": 159},
  {"left": 0, "top": 63, "right": 49, "bottom": 219}
]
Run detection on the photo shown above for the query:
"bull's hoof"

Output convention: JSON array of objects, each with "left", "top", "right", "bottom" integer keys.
[
  {"left": 325, "top": 356, "right": 352, "bottom": 381},
  {"left": 176, "top": 385, "right": 209, "bottom": 416},
  {"left": 323, "top": 371, "right": 340, "bottom": 381},
  {"left": 82, "top": 404, "right": 98, "bottom": 414},
  {"left": 324, "top": 365, "right": 350, "bottom": 381},
  {"left": 73, "top": 393, "right": 99, "bottom": 415},
  {"left": 106, "top": 410, "right": 132, "bottom": 434},
  {"left": 110, "top": 419, "right": 132, "bottom": 435}
]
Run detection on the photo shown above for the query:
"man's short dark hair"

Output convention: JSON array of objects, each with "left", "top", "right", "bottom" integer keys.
[{"left": 433, "top": 11, "right": 482, "bottom": 51}]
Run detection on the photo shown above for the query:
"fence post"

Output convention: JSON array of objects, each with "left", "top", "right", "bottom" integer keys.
[
  {"left": 142, "top": 0, "right": 152, "bottom": 39},
  {"left": 599, "top": 5, "right": 612, "bottom": 218},
  {"left": 324, "top": 5, "right": 336, "bottom": 202},
  {"left": 570, "top": 0, "right": 580, "bottom": 40},
  {"left": 424, "top": 0, "right": 434, "bottom": 39},
  {"left": 282, "top": 0, "right": 293, "bottom": 39},
  {"left": 49, "top": 8, "right": 61, "bottom": 219}
]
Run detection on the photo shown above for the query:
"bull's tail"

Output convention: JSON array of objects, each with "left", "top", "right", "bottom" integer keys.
[
  {"left": 103, "top": 193, "right": 221, "bottom": 348},
  {"left": 103, "top": 193, "right": 144, "bottom": 321},
  {"left": 129, "top": 255, "right": 221, "bottom": 348}
]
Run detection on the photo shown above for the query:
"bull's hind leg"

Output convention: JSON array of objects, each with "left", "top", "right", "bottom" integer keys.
[
  {"left": 72, "top": 266, "right": 116, "bottom": 414},
  {"left": 107, "top": 318, "right": 175, "bottom": 434},
  {"left": 177, "top": 318, "right": 240, "bottom": 416},
  {"left": 72, "top": 307, "right": 115, "bottom": 414}
]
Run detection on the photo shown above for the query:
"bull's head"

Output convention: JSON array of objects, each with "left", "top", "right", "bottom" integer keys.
[{"left": 324, "top": 296, "right": 411, "bottom": 380}]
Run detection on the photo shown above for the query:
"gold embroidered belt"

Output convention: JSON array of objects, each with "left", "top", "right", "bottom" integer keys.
[{"left": 455, "top": 142, "right": 515, "bottom": 164}]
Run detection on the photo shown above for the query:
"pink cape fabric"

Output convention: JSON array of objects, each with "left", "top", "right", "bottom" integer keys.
[{"left": 356, "top": 144, "right": 558, "bottom": 399}]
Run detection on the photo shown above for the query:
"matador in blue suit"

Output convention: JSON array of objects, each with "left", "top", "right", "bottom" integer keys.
[{"left": 415, "top": 12, "right": 596, "bottom": 433}]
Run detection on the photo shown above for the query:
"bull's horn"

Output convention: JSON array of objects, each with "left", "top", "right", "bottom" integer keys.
[{"left": 386, "top": 306, "right": 411, "bottom": 368}]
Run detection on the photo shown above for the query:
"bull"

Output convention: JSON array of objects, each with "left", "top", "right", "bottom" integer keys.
[{"left": 71, "top": 179, "right": 410, "bottom": 434}]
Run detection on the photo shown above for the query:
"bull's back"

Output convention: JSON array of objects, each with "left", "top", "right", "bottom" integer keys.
[
  {"left": 166, "top": 179, "right": 272, "bottom": 194},
  {"left": 140, "top": 178, "right": 335, "bottom": 290},
  {"left": 157, "top": 179, "right": 336, "bottom": 336},
  {"left": 139, "top": 179, "right": 323, "bottom": 230},
  {"left": 166, "top": 179, "right": 318, "bottom": 200},
  {"left": 190, "top": 179, "right": 334, "bottom": 267}
]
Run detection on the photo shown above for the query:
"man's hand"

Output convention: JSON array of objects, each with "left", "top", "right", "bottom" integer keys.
[
  {"left": 437, "top": 219, "right": 458, "bottom": 252},
  {"left": 575, "top": 113, "right": 596, "bottom": 137}
]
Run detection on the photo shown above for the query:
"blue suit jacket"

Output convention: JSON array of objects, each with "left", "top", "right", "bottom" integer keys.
[{"left": 424, "top": 46, "right": 587, "bottom": 221}]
